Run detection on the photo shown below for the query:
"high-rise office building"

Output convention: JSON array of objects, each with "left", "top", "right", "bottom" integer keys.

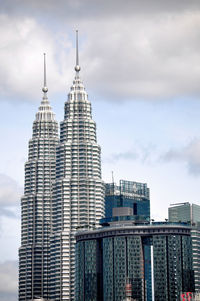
[
  {"left": 49, "top": 32, "right": 104, "bottom": 301},
  {"left": 19, "top": 55, "right": 59, "bottom": 300},
  {"left": 76, "top": 222, "right": 194, "bottom": 301},
  {"left": 169, "top": 202, "right": 200, "bottom": 292},
  {"left": 105, "top": 179, "right": 150, "bottom": 221},
  {"left": 104, "top": 180, "right": 151, "bottom": 301},
  {"left": 169, "top": 202, "right": 200, "bottom": 224}
]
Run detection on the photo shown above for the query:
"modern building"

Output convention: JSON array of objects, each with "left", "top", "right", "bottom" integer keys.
[
  {"left": 76, "top": 222, "right": 194, "bottom": 301},
  {"left": 169, "top": 202, "right": 200, "bottom": 292},
  {"left": 169, "top": 202, "right": 200, "bottom": 224},
  {"left": 104, "top": 180, "right": 151, "bottom": 301},
  {"left": 105, "top": 180, "right": 150, "bottom": 221},
  {"left": 49, "top": 32, "right": 105, "bottom": 301},
  {"left": 19, "top": 54, "right": 59, "bottom": 300}
]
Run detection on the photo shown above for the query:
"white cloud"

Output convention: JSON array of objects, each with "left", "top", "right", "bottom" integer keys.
[{"left": 0, "top": 14, "right": 74, "bottom": 102}]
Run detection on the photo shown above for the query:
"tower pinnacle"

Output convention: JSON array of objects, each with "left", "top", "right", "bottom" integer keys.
[
  {"left": 42, "top": 53, "right": 48, "bottom": 95},
  {"left": 74, "top": 30, "right": 81, "bottom": 73},
  {"left": 36, "top": 53, "right": 55, "bottom": 122}
]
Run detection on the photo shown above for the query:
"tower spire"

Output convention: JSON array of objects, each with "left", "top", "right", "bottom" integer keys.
[
  {"left": 36, "top": 53, "right": 55, "bottom": 121},
  {"left": 75, "top": 30, "right": 81, "bottom": 73},
  {"left": 42, "top": 53, "right": 48, "bottom": 97}
]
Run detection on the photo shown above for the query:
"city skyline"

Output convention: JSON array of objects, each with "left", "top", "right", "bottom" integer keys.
[{"left": 1, "top": 1, "right": 200, "bottom": 300}]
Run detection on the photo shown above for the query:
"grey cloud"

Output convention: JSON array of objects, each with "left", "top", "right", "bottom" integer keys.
[
  {"left": 109, "top": 151, "right": 138, "bottom": 162},
  {"left": 0, "top": 260, "right": 18, "bottom": 301},
  {"left": 1, "top": 2, "right": 200, "bottom": 102},
  {"left": 104, "top": 143, "right": 156, "bottom": 164},
  {"left": 82, "top": 12, "right": 200, "bottom": 101},
  {"left": 163, "top": 139, "right": 200, "bottom": 175},
  {"left": 1, "top": 0, "right": 200, "bottom": 20}
]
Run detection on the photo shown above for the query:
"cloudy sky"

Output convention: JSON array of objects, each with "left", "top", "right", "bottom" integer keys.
[{"left": 1, "top": 0, "right": 200, "bottom": 299}]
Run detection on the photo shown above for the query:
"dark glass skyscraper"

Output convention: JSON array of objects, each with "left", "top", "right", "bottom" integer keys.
[
  {"left": 76, "top": 223, "right": 194, "bottom": 301},
  {"left": 105, "top": 180, "right": 150, "bottom": 221},
  {"left": 104, "top": 180, "right": 151, "bottom": 300}
]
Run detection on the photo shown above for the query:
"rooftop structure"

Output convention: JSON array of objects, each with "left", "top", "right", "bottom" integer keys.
[{"left": 105, "top": 180, "right": 150, "bottom": 222}]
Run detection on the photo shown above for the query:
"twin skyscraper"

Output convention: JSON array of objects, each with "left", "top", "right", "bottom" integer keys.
[
  {"left": 19, "top": 33, "right": 195, "bottom": 301},
  {"left": 19, "top": 32, "right": 105, "bottom": 301}
]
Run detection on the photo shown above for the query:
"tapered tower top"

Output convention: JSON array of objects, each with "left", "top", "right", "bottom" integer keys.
[
  {"left": 74, "top": 30, "right": 81, "bottom": 73},
  {"left": 35, "top": 53, "right": 56, "bottom": 122},
  {"left": 66, "top": 31, "right": 89, "bottom": 106}
]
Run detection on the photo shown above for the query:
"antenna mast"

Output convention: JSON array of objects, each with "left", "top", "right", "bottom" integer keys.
[
  {"left": 75, "top": 30, "right": 81, "bottom": 73},
  {"left": 42, "top": 53, "right": 48, "bottom": 95}
]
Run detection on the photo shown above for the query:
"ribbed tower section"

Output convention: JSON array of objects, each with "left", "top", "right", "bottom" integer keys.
[
  {"left": 19, "top": 56, "right": 58, "bottom": 301},
  {"left": 50, "top": 34, "right": 104, "bottom": 301}
]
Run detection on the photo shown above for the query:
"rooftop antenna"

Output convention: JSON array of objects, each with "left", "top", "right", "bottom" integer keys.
[
  {"left": 42, "top": 53, "right": 48, "bottom": 96},
  {"left": 75, "top": 30, "right": 81, "bottom": 73},
  {"left": 111, "top": 171, "right": 115, "bottom": 195},
  {"left": 112, "top": 171, "right": 114, "bottom": 184}
]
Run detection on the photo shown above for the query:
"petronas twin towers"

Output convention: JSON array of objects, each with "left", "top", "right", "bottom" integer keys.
[{"left": 19, "top": 33, "right": 105, "bottom": 301}]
